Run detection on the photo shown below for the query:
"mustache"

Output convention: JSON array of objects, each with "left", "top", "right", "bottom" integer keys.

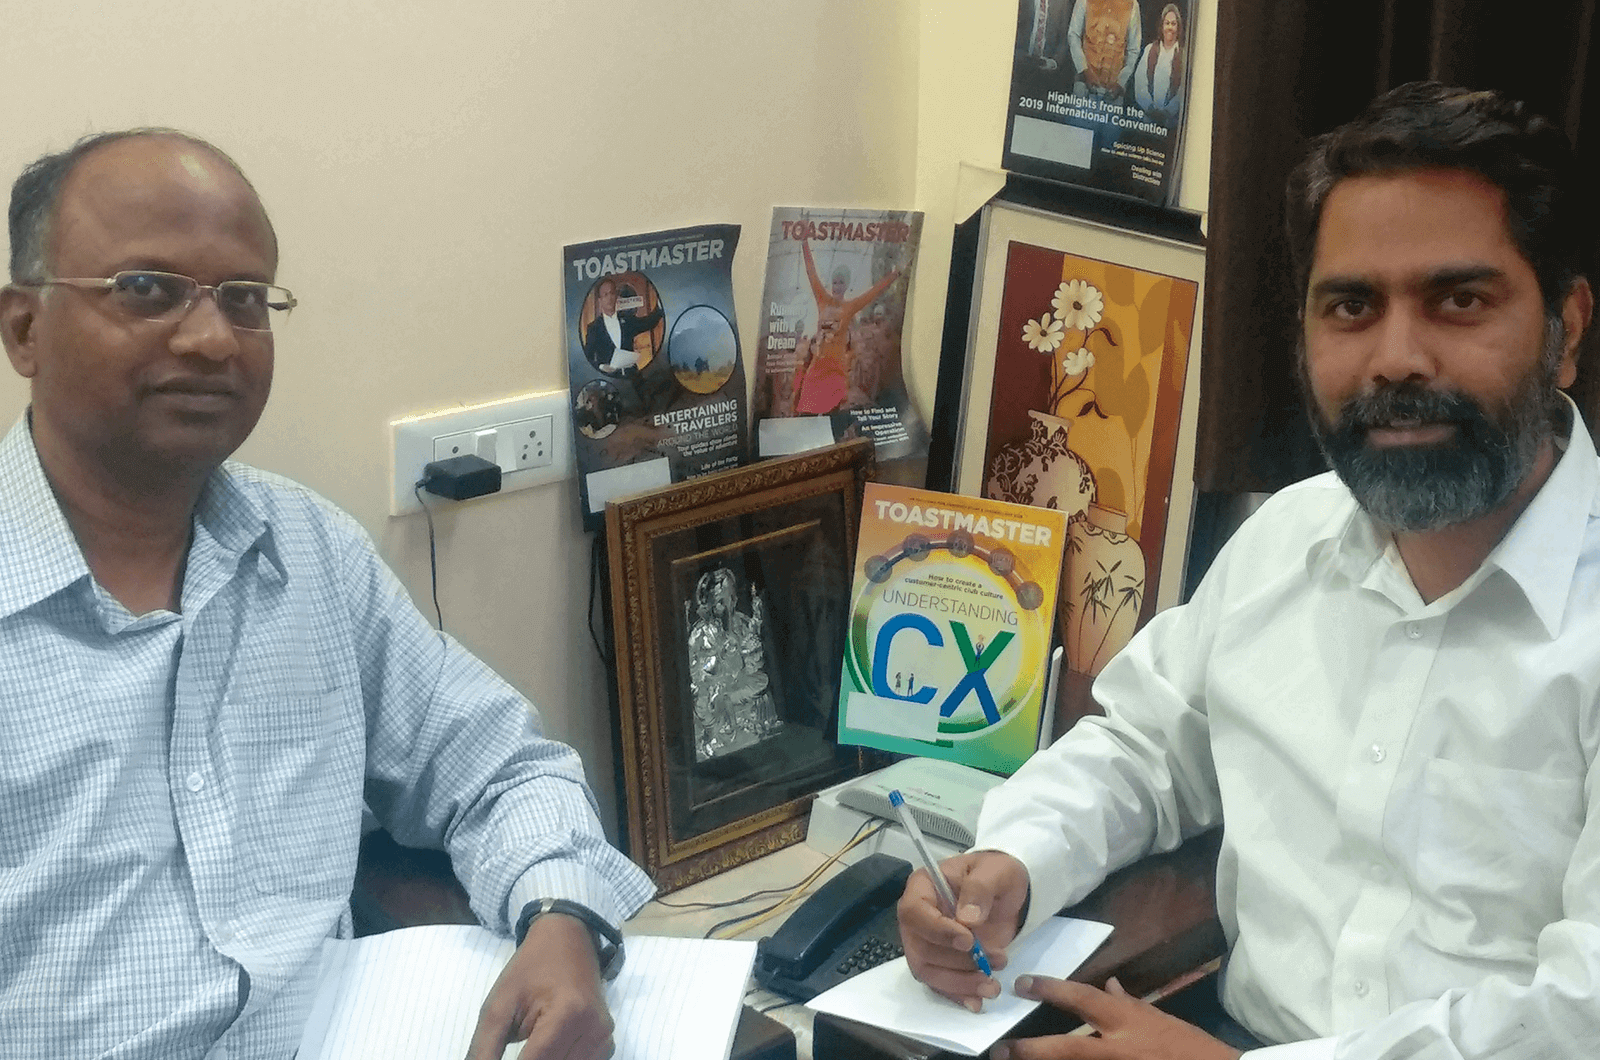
[{"left": 1332, "top": 384, "right": 1497, "bottom": 446}]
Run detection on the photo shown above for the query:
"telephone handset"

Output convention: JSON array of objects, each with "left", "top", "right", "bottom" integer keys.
[{"left": 754, "top": 853, "right": 912, "bottom": 1001}]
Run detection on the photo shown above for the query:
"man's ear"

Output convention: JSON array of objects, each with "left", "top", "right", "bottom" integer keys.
[
  {"left": 0, "top": 286, "right": 42, "bottom": 379},
  {"left": 1556, "top": 276, "right": 1593, "bottom": 389}
]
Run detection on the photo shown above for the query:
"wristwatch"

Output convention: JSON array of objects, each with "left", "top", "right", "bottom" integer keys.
[{"left": 515, "top": 898, "right": 625, "bottom": 981}]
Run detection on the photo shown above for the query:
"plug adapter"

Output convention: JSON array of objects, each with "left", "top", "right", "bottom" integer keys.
[{"left": 420, "top": 454, "right": 502, "bottom": 501}]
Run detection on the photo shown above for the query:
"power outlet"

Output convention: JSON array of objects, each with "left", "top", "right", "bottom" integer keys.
[
  {"left": 512, "top": 415, "right": 553, "bottom": 470},
  {"left": 389, "top": 390, "right": 573, "bottom": 516},
  {"left": 433, "top": 431, "right": 478, "bottom": 463}
]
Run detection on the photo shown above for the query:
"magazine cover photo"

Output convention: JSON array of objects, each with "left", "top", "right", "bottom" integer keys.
[
  {"left": 1004, "top": 0, "right": 1195, "bottom": 204},
  {"left": 751, "top": 208, "right": 926, "bottom": 477},
  {"left": 562, "top": 224, "right": 748, "bottom": 527}
]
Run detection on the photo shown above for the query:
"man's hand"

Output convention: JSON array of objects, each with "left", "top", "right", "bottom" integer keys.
[
  {"left": 465, "top": 913, "right": 613, "bottom": 1060},
  {"left": 897, "top": 850, "right": 1029, "bottom": 1011},
  {"left": 991, "top": 976, "right": 1243, "bottom": 1060}
]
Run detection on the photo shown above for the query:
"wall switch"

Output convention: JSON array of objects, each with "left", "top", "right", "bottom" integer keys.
[
  {"left": 390, "top": 390, "right": 573, "bottom": 516},
  {"left": 473, "top": 429, "right": 498, "bottom": 463}
]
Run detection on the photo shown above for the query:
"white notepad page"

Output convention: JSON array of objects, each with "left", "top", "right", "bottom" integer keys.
[
  {"left": 297, "top": 924, "right": 756, "bottom": 1060},
  {"left": 805, "top": 915, "right": 1113, "bottom": 1057}
]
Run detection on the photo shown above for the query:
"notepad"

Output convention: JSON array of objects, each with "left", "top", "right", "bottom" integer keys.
[
  {"left": 805, "top": 915, "right": 1113, "bottom": 1057},
  {"left": 296, "top": 924, "right": 757, "bottom": 1060}
]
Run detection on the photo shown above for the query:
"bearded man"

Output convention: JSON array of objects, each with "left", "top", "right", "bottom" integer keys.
[{"left": 900, "top": 82, "right": 1600, "bottom": 1060}]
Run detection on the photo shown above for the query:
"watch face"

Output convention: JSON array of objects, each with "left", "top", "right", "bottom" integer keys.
[{"left": 598, "top": 938, "right": 625, "bottom": 981}]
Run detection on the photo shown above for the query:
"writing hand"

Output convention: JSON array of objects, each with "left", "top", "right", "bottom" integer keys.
[
  {"left": 992, "top": 976, "right": 1243, "bottom": 1060},
  {"left": 464, "top": 913, "right": 613, "bottom": 1060},
  {"left": 897, "top": 850, "right": 1029, "bottom": 1011}
]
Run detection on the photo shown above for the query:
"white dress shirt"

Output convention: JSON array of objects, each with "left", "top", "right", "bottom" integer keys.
[
  {"left": 1134, "top": 41, "right": 1182, "bottom": 120},
  {"left": 601, "top": 313, "right": 639, "bottom": 371},
  {"left": 976, "top": 398, "right": 1600, "bottom": 1059}
]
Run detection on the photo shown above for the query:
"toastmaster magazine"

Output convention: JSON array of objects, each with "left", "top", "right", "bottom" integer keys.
[
  {"left": 1003, "top": 0, "right": 1196, "bottom": 205},
  {"left": 749, "top": 207, "right": 926, "bottom": 474},
  {"left": 562, "top": 224, "right": 748, "bottom": 529}
]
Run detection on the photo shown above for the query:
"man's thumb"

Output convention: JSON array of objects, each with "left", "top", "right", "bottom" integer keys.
[{"left": 953, "top": 861, "right": 998, "bottom": 926}]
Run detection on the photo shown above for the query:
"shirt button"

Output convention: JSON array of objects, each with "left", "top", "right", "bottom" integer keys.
[
  {"left": 1353, "top": 978, "right": 1369, "bottom": 998},
  {"left": 185, "top": 772, "right": 205, "bottom": 793},
  {"left": 1405, "top": 622, "right": 1422, "bottom": 640},
  {"left": 1369, "top": 744, "right": 1386, "bottom": 763}
]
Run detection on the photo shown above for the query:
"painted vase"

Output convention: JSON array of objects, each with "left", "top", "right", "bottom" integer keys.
[
  {"left": 985, "top": 410, "right": 1097, "bottom": 521},
  {"left": 1065, "top": 503, "right": 1147, "bottom": 676}
]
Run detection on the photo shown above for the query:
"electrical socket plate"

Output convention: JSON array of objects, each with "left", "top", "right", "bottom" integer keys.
[{"left": 389, "top": 390, "right": 572, "bottom": 516}]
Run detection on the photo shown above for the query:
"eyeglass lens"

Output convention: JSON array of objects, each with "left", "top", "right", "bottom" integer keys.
[{"left": 110, "top": 271, "right": 293, "bottom": 331}]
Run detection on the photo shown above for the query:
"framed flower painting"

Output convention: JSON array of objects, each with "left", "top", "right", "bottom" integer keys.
[{"left": 936, "top": 197, "right": 1205, "bottom": 736}]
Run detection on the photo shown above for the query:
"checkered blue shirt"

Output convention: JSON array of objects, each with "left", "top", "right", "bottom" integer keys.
[{"left": 0, "top": 417, "right": 653, "bottom": 1058}]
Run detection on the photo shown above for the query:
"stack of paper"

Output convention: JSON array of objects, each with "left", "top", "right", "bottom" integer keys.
[
  {"left": 806, "top": 916, "right": 1113, "bottom": 1057},
  {"left": 297, "top": 924, "right": 756, "bottom": 1060}
]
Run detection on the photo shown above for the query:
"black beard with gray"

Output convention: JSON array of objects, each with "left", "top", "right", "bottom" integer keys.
[{"left": 1306, "top": 324, "right": 1565, "bottom": 533}]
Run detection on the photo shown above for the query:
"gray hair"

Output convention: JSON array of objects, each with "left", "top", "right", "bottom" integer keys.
[{"left": 8, "top": 127, "right": 271, "bottom": 283}]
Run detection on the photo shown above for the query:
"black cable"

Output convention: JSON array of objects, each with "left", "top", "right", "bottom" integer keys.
[
  {"left": 699, "top": 819, "right": 885, "bottom": 938},
  {"left": 414, "top": 482, "right": 444, "bottom": 631},
  {"left": 657, "top": 823, "right": 887, "bottom": 911},
  {"left": 587, "top": 534, "right": 607, "bottom": 662}
]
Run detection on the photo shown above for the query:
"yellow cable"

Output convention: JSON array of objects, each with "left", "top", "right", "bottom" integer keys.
[{"left": 710, "top": 825, "right": 885, "bottom": 939}]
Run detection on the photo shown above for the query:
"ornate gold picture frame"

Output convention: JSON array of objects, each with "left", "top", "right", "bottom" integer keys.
[{"left": 605, "top": 439, "right": 879, "bottom": 893}]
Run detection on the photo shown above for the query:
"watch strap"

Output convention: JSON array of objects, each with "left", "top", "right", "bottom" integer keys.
[{"left": 515, "top": 898, "right": 625, "bottom": 981}]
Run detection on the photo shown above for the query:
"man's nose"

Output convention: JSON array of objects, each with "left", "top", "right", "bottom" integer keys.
[
  {"left": 169, "top": 290, "right": 240, "bottom": 361},
  {"left": 1365, "top": 307, "right": 1435, "bottom": 387}
]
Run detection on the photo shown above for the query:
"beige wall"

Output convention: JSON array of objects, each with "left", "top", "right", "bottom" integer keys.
[
  {"left": 0, "top": 0, "right": 1211, "bottom": 841},
  {"left": 0, "top": 0, "right": 919, "bottom": 838}
]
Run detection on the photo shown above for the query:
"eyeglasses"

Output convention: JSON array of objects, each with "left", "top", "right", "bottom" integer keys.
[{"left": 19, "top": 270, "right": 297, "bottom": 332}]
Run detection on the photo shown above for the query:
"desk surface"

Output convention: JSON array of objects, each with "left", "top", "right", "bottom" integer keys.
[
  {"left": 627, "top": 841, "right": 844, "bottom": 1056},
  {"left": 355, "top": 827, "right": 1224, "bottom": 1060}
]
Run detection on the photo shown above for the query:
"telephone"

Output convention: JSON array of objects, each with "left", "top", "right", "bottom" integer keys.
[{"left": 753, "top": 853, "right": 912, "bottom": 1001}]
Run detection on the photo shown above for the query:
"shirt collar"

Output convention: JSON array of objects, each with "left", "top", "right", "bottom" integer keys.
[
  {"left": 1487, "top": 395, "right": 1597, "bottom": 637},
  {"left": 0, "top": 414, "right": 283, "bottom": 621},
  {"left": 196, "top": 461, "right": 281, "bottom": 583},
  {"left": 1310, "top": 394, "right": 1597, "bottom": 636}
]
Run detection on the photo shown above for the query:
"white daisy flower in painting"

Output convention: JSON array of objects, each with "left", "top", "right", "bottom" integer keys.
[
  {"left": 1061, "top": 346, "right": 1095, "bottom": 376},
  {"left": 1022, "top": 313, "right": 1065, "bottom": 352},
  {"left": 1052, "top": 279, "right": 1104, "bottom": 331}
]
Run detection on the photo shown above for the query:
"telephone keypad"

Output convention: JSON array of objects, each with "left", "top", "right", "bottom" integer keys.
[{"left": 835, "top": 935, "right": 904, "bottom": 976}]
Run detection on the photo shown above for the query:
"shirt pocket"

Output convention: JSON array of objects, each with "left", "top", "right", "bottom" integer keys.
[
  {"left": 229, "top": 689, "right": 366, "bottom": 900},
  {"left": 1415, "top": 759, "right": 1583, "bottom": 948}
]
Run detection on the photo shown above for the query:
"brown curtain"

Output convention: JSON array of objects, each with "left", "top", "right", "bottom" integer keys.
[{"left": 1196, "top": 0, "right": 1600, "bottom": 494}]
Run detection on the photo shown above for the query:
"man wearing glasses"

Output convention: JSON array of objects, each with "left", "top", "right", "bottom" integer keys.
[{"left": 0, "top": 130, "right": 651, "bottom": 1059}]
